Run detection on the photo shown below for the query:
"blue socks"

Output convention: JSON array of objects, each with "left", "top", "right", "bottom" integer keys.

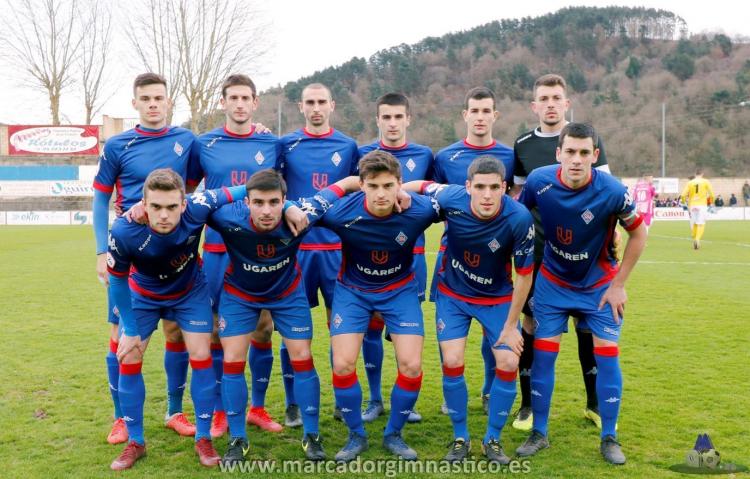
[
  {"left": 384, "top": 372, "right": 422, "bottom": 436},
  {"left": 442, "top": 364, "right": 469, "bottom": 440},
  {"left": 291, "top": 358, "right": 320, "bottom": 436},
  {"left": 530, "top": 340, "right": 559, "bottom": 437},
  {"left": 362, "top": 322, "right": 384, "bottom": 403},
  {"left": 279, "top": 343, "right": 296, "bottom": 407},
  {"left": 190, "top": 357, "right": 216, "bottom": 440},
  {"left": 485, "top": 369, "right": 517, "bottom": 444},
  {"left": 594, "top": 346, "right": 622, "bottom": 438},
  {"left": 118, "top": 362, "right": 146, "bottom": 445},
  {"left": 480, "top": 331, "right": 494, "bottom": 396},
  {"left": 248, "top": 340, "right": 273, "bottom": 408},
  {"left": 222, "top": 361, "right": 248, "bottom": 440},
  {"left": 106, "top": 339, "right": 122, "bottom": 418},
  {"left": 332, "top": 372, "right": 366, "bottom": 436},
  {"left": 164, "top": 341, "right": 188, "bottom": 416},
  {"left": 210, "top": 343, "right": 224, "bottom": 413}
]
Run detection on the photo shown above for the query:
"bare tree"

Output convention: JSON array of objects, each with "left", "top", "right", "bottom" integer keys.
[
  {"left": 78, "top": 1, "right": 114, "bottom": 124},
  {"left": 125, "top": 0, "right": 272, "bottom": 130},
  {"left": 0, "top": 0, "right": 82, "bottom": 125}
]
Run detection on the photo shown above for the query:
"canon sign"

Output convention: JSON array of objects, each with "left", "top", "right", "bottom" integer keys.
[{"left": 8, "top": 125, "right": 99, "bottom": 156}]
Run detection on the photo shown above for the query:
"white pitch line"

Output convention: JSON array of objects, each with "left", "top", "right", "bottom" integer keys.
[
  {"left": 639, "top": 260, "right": 750, "bottom": 266},
  {"left": 648, "top": 234, "right": 750, "bottom": 248}
]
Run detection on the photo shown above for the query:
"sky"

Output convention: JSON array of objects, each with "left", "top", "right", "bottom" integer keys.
[{"left": 1, "top": 0, "right": 749, "bottom": 125}]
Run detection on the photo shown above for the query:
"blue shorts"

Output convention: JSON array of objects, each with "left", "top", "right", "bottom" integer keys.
[
  {"left": 413, "top": 253, "right": 427, "bottom": 302},
  {"left": 330, "top": 279, "right": 424, "bottom": 337},
  {"left": 435, "top": 290, "right": 518, "bottom": 350},
  {"left": 107, "top": 287, "right": 121, "bottom": 325},
  {"left": 428, "top": 249, "right": 445, "bottom": 302},
  {"left": 202, "top": 250, "right": 230, "bottom": 313},
  {"left": 532, "top": 273, "right": 623, "bottom": 342},
  {"left": 298, "top": 249, "right": 341, "bottom": 308},
  {"left": 218, "top": 284, "right": 313, "bottom": 340},
  {"left": 130, "top": 278, "right": 213, "bottom": 340}
]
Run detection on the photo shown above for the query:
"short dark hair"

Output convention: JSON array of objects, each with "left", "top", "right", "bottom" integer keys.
[
  {"left": 246, "top": 169, "right": 287, "bottom": 196},
  {"left": 558, "top": 123, "right": 599, "bottom": 149},
  {"left": 222, "top": 74, "right": 257, "bottom": 98},
  {"left": 464, "top": 86, "right": 496, "bottom": 110},
  {"left": 358, "top": 150, "right": 401, "bottom": 180},
  {"left": 133, "top": 73, "right": 167, "bottom": 96},
  {"left": 467, "top": 155, "right": 506, "bottom": 181},
  {"left": 695, "top": 168, "right": 704, "bottom": 176},
  {"left": 376, "top": 92, "right": 410, "bottom": 116},
  {"left": 143, "top": 168, "right": 184, "bottom": 198},
  {"left": 301, "top": 82, "right": 332, "bottom": 101},
  {"left": 533, "top": 73, "right": 567, "bottom": 97}
]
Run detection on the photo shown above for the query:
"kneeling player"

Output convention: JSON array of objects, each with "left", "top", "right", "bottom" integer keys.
[
  {"left": 516, "top": 124, "right": 646, "bottom": 465},
  {"left": 107, "top": 169, "right": 248, "bottom": 470},
  {"left": 403, "top": 156, "right": 533, "bottom": 463},
  {"left": 210, "top": 170, "right": 360, "bottom": 463},
  {"left": 317, "top": 151, "right": 441, "bottom": 461}
]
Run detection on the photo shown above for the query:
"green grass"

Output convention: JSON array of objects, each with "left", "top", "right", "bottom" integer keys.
[{"left": 0, "top": 221, "right": 749, "bottom": 478}]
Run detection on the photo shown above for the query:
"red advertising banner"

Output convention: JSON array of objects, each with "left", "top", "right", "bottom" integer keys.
[{"left": 8, "top": 125, "right": 100, "bottom": 156}]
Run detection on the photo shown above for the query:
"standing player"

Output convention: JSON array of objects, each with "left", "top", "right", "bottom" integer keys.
[
  {"left": 679, "top": 169, "right": 715, "bottom": 250},
  {"left": 433, "top": 86, "right": 514, "bottom": 415},
  {"left": 516, "top": 123, "right": 646, "bottom": 465},
  {"left": 357, "top": 92, "right": 433, "bottom": 423},
  {"left": 192, "top": 74, "right": 284, "bottom": 436},
  {"left": 279, "top": 83, "right": 360, "bottom": 421},
  {"left": 633, "top": 176, "right": 657, "bottom": 232},
  {"left": 319, "top": 151, "right": 441, "bottom": 462},
  {"left": 510, "top": 74, "right": 612, "bottom": 432},
  {"left": 210, "top": 170, "right": 362, "bottom": 463},
  {"left": 107, "top": 169, "right": 247, "bottom": 469},
  {"left": 402, "top": 156, "right": 534, "bottom": 464},
  {"left": 93, "top": 73, "right": 199, "bottom": 444}
]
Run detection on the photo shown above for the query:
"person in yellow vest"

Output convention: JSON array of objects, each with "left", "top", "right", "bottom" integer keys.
[{"left": 679, "top": 169, "right": 715, "bottom": 250}]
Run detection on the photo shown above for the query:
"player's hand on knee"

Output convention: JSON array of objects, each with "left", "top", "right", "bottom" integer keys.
[
  {"left": 123, "top": 202, "right": 148, "bottom": 224},
  {"left": 496, "top": 327, "right": 523, "bottom": 356},
  {"left": 96, "top": 254, "right": 109, "bottom": 286},
  {"left": 284, "top": 205, "right": 309, "bottom": 236},
  {"left": 117, "top": 334, "right": 143, "bottom": 362},
  {"left": 598, "top": 284, "right": 626, "bottom": 324},
  {"left": 395, "top": 189, "right": 411, "bottom": 213}
]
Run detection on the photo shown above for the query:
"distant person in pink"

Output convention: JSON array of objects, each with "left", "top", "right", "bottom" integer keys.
[{"left": 633, "top": 176, "right": 656, "bottom": 231}]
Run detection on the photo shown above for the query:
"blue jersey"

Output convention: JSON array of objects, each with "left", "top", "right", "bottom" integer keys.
[
  {"left": 519, "top": 165, "right": 642, "bottom": 290},
  {"left": 93, "top": 125, "right": 199, "bottom": 211},
  {"left": 280, "top": 128, "right": 360, "bottom": 249},
  {"left": 193, "top": 126, "right": 282, "bottom": 253},
  {"left": 107, "top": 186, "right": 241, "bottom": 299},
  {"left": 433, "top": 139, "right": 514, "bottom": 186},
  {"left": 207, "top": 186, "right": 344, "bottom": 300},
  {"left": 359, "top": 141, "right": 434, "bottom": 253},
  {"left": 319, "top": 192, "right": 441, "bottom": 292},
  {"left": 423, "top": 183, "right": 534, "bottom": 303}
]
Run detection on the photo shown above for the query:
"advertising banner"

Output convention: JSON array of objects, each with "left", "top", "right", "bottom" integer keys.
[{"left": 8, "top": 125, "right": 100, "bottom": 156}]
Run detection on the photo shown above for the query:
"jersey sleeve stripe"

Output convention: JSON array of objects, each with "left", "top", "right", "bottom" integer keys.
[
  {"left": 93, "top": 181, "right": 114, "bottom": 194},
  {"left": 622, "top": 213, "right": 644, "bottom": 231},
  {"left": 107, "top": 267, "right": 128, "bottom": 277},
  {"left": 328, "top": 185, "right": 345, "bottom": 198},
  {"left": 299, "top": 243, "right": 342, "bottom": 251},
  {"left": 514, "top": 265, "right": 534, "bottom": 276}
]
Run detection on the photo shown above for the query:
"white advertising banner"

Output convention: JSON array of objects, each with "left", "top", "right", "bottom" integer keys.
[
  {"left": 0, "top": 212, "right": 5, "bottom": 225},
  {"left": 6, "top": 211, "right": 71, "bottom": 225},
  {"left": 654, "top": 207, "right": 749, "bottom": 221},
  {"left": 70, "top": 211, "right": 94, "bottom": 225},
  {"left": 78, "top": 165, "right": 99, "bottom": 183},
  {"left": 653, "top": 177, "right": 680, "bottom": 194},
  {"left": 0, "top": 181, "right": 94, "bottom": 197}
]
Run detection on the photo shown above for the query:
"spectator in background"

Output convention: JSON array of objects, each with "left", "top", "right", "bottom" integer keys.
[
  {"left": 742, "top": 181, "right": 750, "bottom": 206},
  {"left": 729, "top": 193, "right": 738, "bottom": 207},
  {"left": 714, "top": 195, "right": 725, "bottom": 207}
]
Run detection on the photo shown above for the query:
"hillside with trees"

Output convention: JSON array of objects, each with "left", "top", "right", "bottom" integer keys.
[{"left": 225, "top": 6, "right": 750, "bottom": 176}]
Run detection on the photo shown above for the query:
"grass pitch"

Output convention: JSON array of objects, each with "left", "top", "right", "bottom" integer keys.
[{"left": 0, "top": 220, "right": 748, "bottom": 478}]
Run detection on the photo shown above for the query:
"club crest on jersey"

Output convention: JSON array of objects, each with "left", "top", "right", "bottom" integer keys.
[
  {"left": 488, "top": 238, "right": 500, "bottom": 253},
  {"left": 256, "top": 244, "right": 275, "bottom": 258},
  {"left": 231, "top": 171, "right": 248, "bottom": 186},
  {"left": 312, "top": 173, "right": 328, "bottom": 190},
  {"left": 463, "top": 251, "right": 480, "bottom": 268},
  {"left": 331, "top": 152, "right": 342, "bottom": 166},
  {"left": 581, "top": 209, "right": 594, "bottom": 224},
  {"left": 280, "top": 237, "right": 291, "bottom": 245},
  {"left": 106, "top": 252, "right": 115, "bottom": 268},
  {"left": 174, "top": 141, "right": 184, "bottom": 156},
  {"left": 556, "top": 226, "right": 573, "bottom": 245},
  {"left": 371, "top": 250, "right": 389, "bottom": 265},
  {"left": 395, "top": 231, "right": 408, "bottom": 245},
  {"left": 332, "top": 313, "right": 343, "bottom": 329},
  {"left": 405, "top": 158, "right": 416, "bottom": 172},
  {"left": 254, "top": 151, "right": 265, "bottom": 165}
]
